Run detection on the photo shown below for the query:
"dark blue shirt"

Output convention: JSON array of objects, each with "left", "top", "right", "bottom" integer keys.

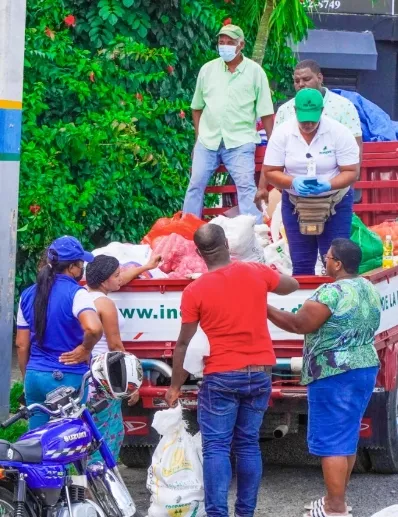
[{"left": 19, "top": 275, "right": 95, "bottom": 374}]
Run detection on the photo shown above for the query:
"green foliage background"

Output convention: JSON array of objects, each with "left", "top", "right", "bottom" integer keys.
[{"left": 17, "top": 0, "right": 303, "bottom": 294}]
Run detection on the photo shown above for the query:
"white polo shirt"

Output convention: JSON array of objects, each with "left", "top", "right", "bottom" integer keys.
[{"left": 264, "top": 115, "right": 359, "bottom": 195}]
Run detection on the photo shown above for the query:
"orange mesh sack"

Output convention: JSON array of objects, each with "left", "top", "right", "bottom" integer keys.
[
  {"left": 370, "top": 220, "right": 398, "bottom": 255},
  {"left": 142, "top": 211, "right": 205, "bottom": 246}
]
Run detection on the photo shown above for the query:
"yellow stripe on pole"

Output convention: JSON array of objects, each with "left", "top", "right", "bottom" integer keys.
[{"left": 0, "top": 100, "right": 22, "bottom": 109}]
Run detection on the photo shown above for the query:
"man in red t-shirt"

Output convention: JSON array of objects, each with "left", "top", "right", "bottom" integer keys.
[{"left": 165, "top": 224, "right": 298, "bottom": 517}]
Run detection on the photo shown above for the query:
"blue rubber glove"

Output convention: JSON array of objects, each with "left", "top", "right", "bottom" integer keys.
[
  {"left": 307, "top": 180, "right": 332, "bottom": 195},
  {"left": 292, "top": 177, "right": 312, "bottom": 197}
]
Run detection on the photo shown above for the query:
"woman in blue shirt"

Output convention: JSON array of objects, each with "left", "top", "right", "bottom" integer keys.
[{"left": 16, "top": 236, "right": 103, "bottom": 429}]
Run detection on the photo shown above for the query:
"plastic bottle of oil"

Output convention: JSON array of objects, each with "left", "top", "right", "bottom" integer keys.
[{"left": 382, "top": 235, "right": 394, "bottom": 269}]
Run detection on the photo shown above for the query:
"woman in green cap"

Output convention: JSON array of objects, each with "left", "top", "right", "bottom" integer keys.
[{"left": 262, "top": 88, "right": 360, "bottom": 275}]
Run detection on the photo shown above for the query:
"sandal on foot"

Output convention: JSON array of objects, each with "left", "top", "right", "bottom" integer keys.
[
  {"left": 303, "top": 508, "right": 353, "bottom": 517},
  {"left": 304, "top": 498, "right": 352, "bottom": 512}
]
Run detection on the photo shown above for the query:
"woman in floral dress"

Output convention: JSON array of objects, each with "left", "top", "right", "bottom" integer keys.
[{"left": 267, "top": 238, "right": 381, "bottom": 517}]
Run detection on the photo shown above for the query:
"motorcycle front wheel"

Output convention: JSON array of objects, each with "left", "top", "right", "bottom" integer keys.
[{"left": 88, "top": 477, "right": 144, "bottom": 517}]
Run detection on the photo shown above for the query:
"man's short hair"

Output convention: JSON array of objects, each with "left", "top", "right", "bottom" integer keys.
[
  {"left": 330, "top": 238, "right": 362, "bottom": 275},
  {"left": 194, "top": 224, "right": 226, "bottom": 253},
  {"left": 295, "top": 59, "right": 322, "bottom": 75}
]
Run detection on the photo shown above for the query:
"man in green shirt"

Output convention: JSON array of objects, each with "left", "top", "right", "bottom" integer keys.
[{"left": 183, "top": 24, "right": 274, "bottom": 223}]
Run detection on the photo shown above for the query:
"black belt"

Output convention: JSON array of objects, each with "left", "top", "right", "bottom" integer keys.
[{"left": 233, "top": 365, "right": 272, "bottom": 374}]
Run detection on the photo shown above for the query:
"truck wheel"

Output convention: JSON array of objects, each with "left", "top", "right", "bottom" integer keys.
[
  {"left": 368, "top": 387, "right": 398, "bottom": 473},
  {"left": 119, "top": 445, "right": 153, "bottom": 469},
  {"left": 353, "top": 448, "right": 372, "bottom": 473}
]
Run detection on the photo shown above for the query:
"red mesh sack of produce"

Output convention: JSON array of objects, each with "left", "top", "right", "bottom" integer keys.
[
  {"left": 142, "top": 211, "right": 205, "bottom": 246},
  {"left": 370, "top": 220, "right": 398, "bottom": 255},
  {"left": 152, "top": 234, "right": 207, "bottom": 277}
]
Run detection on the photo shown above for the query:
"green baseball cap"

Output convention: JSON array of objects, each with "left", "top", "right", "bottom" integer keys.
[
  {"left": 295, "top": 88, "right": 324, "bottom": 123},
  {"left": 218, "top": 24, "right": 244, "bottom": 40}
]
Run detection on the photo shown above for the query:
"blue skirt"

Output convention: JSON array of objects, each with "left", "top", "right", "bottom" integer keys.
[{"left": 307, "top": 367, "right": 378, "bottom": 456}]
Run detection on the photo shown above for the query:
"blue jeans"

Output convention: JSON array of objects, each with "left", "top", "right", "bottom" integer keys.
[
  {"left": 198, "top": 371, "right": 272, "bottom": 517},
  {"left": 183, "top": 140, "right": 262, "bottom": 223},
  {"left": 25, "top": 369, "right": 85, "bottom": 430},
  {"left": 282, "top": 188, "right": 354, "bottom": 275}
]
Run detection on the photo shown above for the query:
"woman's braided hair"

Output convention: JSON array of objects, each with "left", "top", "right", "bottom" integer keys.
[{"left": 86, "top": 255, "right": 120, "bottom": 289}]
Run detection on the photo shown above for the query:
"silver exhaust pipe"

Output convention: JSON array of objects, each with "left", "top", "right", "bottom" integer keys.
[
  {"left": 273, "top": 424, "right": 289, "bottom": 439},
  {"left": 140, "top": 358, "right": 172, "bottom": 378}
]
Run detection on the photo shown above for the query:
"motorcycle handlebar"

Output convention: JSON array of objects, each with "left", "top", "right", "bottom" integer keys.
[
  {"left": 1, "top": 370, "right": 93, "bottom": 427},
  {"left": 1, "top": 356, "right": 124, "bottom": 427},
  {"left": 1, "top": 408, "right": 28, "bottom": 429}
]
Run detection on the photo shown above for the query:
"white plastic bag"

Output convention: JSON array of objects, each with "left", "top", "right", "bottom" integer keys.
[
  {"left": 270, "top": 201, "right": 283, "bottom": 244},
  {"left": 92, "top": 242, "right": 167, "bottom": 279},
  {"left": 147, "top": 405, "right": 205, "bottom": 517},
  {"left": 254, "top": 224, "right": 271, "bottom": 248},
  {"left": 210, "top": 215, "right": 265, "bottom": 263},
  {"left": 183, "top": 327, "right": 210, "bottom": 377},
  {"left": 263, "top": 239, "right": 292, "bottom": 275}
]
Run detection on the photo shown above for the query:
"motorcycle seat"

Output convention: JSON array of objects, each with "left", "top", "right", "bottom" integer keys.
[{"left": 0, "top": 439, "right": 42, "bottom": 463}]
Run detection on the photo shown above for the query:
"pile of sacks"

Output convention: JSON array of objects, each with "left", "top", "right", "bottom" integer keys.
[{"left": 91, "top": 206, "right": 297, "bottom": 280}]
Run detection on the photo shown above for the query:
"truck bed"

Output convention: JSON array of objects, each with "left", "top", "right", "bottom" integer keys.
[{"left": 111, "top": 266, "right": 398, "bottom": 356}]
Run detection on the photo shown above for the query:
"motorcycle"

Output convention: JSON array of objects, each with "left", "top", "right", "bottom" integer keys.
[{"left": 0, "top": 353, "right": 143, "bottom": 517}]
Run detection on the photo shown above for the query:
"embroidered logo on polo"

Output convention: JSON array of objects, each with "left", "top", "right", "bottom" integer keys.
[{"left": 319, "top": 145, "right": 332, "bottom": 155}]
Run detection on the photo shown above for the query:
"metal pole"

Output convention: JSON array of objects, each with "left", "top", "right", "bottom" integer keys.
[{"left": 0, "top": 0, "right": 27, "bottom": 419}]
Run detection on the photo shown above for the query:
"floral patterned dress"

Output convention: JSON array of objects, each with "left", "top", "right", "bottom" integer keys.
[{"left": 302, "top": 277, "right": 381, "bottom": 386}]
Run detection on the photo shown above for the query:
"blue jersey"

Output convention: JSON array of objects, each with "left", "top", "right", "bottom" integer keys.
[{"left": 19, "top": 274, "right": 95, "bottom": 374}]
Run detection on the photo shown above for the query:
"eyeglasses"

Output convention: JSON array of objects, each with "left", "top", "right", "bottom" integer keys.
[{"left": 323, "top": 254, "right": 339, "bottom": 262}]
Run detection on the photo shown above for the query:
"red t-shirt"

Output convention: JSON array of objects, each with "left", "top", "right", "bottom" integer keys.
[{"left": 181, "top": 262, "right": 280, "bottom": 374}]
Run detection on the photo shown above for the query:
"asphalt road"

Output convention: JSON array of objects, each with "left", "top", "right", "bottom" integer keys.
[
  {"left": 120, "top": 428, "right": 398, "bottom": 517},
  {"left": 121, "top": 461, "right": 398, "bottom": 517}
]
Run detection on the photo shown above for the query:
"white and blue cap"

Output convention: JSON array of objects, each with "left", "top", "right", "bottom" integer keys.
[{"left": 47, "top": 236, "right": 94, "bottom": 263}]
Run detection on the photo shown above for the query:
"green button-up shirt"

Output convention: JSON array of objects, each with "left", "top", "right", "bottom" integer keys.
[{"left": 191, "top": 56, "right": 274, "bottom": 151}]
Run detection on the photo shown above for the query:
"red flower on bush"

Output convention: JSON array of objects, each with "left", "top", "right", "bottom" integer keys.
[
  {"left": 223, "top": 18, "right": 232, "bottom": 25},
  {"left": 89, "top": 72, "right": 95, "bottom": 83},
  {"left": 29, "top": 205, "right": 41, "bottom": 215},
  {"left": 166, "top": 65, "right": 174, "bottom": 75},
  {"left": 44, "top": 27, "right": 55, "bottom": 40},
  {"left": 136, "top": 93, "right": 143, "bottom": 101},
  {"left": 64, "top": 15, "right": 76, "bottom": 27},
  {"left": 179, "top": 110, "right": 186, "bottom": 119}
]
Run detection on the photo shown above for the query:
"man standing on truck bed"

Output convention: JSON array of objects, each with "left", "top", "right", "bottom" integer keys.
[
  {"left": 255, "top": 59, "right": 363, "bottom": 206},
  {"left": 183, "top": 23, "right": 274, "bottom": 223},
  {"left": 165, "top": 224, "right": 299, "bottom": 517}
]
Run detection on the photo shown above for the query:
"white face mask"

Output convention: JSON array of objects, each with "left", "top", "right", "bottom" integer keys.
[{"left": 218, "top": 44, "right": 238, "bottom": 63}]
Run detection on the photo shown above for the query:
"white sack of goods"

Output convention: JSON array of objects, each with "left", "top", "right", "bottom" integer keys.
[
  {"left": 92, "top": 242, "right": 167, "bottom": 279},
  {"left": 210, "top": 215, "right": 265, "bottom": 263},
  {"left": 147, "top": 404, "right": 205, "bottom": 517}
]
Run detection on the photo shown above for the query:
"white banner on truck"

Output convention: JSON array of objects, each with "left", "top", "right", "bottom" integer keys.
[{"left": 110, "top": 273, "right": 398, "bottom": 343}]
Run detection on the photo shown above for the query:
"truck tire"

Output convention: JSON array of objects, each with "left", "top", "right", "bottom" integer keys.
[
  {"left": 119, "top": 445, "right": 153, "bottom": 469},
  {"left": 353, "top": 448, "right": 372, "bottom": 473},
  {"left": 368, "top": 387, "right": 398, "bottom": 474}
]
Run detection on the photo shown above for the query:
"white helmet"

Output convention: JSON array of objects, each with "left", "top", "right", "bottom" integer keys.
[{"left": 91, "top": 351, "right": 143, "bottom": 400}]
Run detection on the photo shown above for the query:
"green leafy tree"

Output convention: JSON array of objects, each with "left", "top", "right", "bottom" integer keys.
[
  {"left": 17, "top": 0, "right": 312, "bottom": 295},
  {"left": 17, "top": 0, "right": 226, "bottom": 292}
]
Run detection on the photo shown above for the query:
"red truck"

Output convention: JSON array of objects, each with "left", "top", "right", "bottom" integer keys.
[{"left": 113, "top": 142, "right": 398, "bottom": 474}]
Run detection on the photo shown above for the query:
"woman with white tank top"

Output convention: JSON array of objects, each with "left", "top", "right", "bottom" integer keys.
[{"left": 85, "top": 253, "right": 161, "bottom": 462}]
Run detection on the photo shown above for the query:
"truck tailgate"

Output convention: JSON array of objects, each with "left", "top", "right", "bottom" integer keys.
[{"left": 111, "top": 266, "right": 398, "bottom": 351}]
